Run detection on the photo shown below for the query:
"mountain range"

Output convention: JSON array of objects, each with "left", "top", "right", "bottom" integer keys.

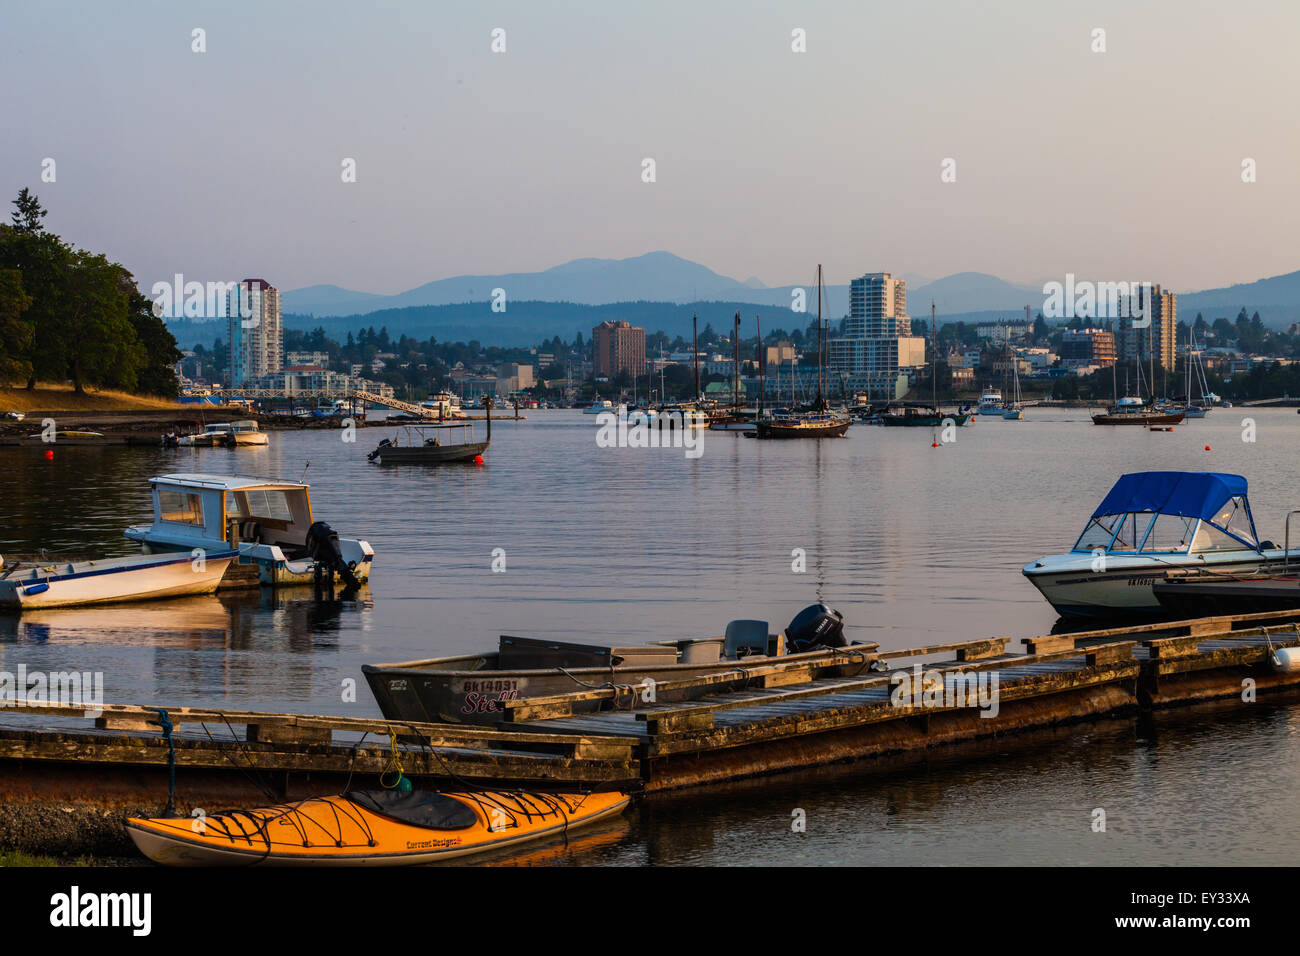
[
  {"left": 280, "top": 252, "right": 1041, "bottom": 320},
  {"left": 165, "top": 252, "right": 1300, "bottom": 349}
]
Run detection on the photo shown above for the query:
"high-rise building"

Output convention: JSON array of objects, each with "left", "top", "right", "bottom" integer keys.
[
  {"left": 1115, "top": 284, "right": 1176, "bottom": 374},
  {"left": 227, "top": 279, "right": 282, "bottom": 387},
  {"left": 830, "top": 273, "right": 926, "bottom": 399},
  {"left": 592, "top": 320, "right": 646, "bottom": 379},
  {"left": 1060, "top": 328, "right": 1117, "bottom": 368}
]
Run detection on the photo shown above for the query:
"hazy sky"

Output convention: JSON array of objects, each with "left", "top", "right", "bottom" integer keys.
[{"left": 3, "top": 0, "right": 1297, "bottom": 296}]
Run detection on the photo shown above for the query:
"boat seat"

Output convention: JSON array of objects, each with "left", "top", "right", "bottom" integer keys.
[{"left": 724, "top": 620, "right": 771, "bottom": 659}]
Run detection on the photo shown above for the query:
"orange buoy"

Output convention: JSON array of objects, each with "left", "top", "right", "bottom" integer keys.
[
  {"left": 473, "top": 455, "right": 484, "bottom": 465},
  {"left": 1205, "top": 445, "right": 1212, "bottom": 451},
  {"left": 44, "top": 449, "right": 53, "bottom": 460}
]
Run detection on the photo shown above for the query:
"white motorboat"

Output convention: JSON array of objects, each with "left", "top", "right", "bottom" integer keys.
[
  {"left": 124, "top": 473, "right": 374, "bottom": 588},
  {"left": 976, "top": 388, "right": 1005, "bottom": 415},
  {"left": 582, "top": 400, "right": 614, "bottom": 415},
  {"left": 418, "top": 392, "right": 464, "bottom": 419},
  {"left": 1023, "top": 471, "right": 1295, "bottom": 618},
  {"left": 176, "top": 420, "right": 269, "bottom": 447},
  {"left": 0, "top": 549, "right": 237, "bottom": 609}
]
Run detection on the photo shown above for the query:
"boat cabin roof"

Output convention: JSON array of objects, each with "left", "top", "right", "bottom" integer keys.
[
  {"left": 151, "top": 473, "right": 308, "bottom": 492},
  {"left": 1075, "top": 471, "right": 1259, "bottom": 554}
]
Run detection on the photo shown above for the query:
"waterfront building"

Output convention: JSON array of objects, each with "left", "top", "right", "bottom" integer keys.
[
  {"left": 226, "top": 279, "right": 283, "bottom": 387},
  {"left": 1060, "top": 328, "right": 1117, "bottom": 368},
  {"left": 593, "top": 320, "right": 646, "bottom": 379},
  {"left": 1115, "top": 284, "right": 1176, "bottom": 373},
  {"left": 829, "top": 272, "right": 926, "bottom": 399}
]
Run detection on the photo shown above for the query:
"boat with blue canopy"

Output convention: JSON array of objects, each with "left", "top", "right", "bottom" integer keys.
[{"left": 1022, "top": 471, "right": 1294, "bottom": 617}]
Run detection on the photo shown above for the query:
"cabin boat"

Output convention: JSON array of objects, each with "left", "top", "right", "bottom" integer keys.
[
  {"left": 1023, "top": 471, "right": 1295, "bottom": 618},
  {"left": 312, "top": 401, "right": 349, "bottom": 419},
  {"left": 753, "top": 406, "right": 850, "bottom": 439},
  {"left": 0, "top": 549, "right": 238, "bottom": 609},
  {"left": 583, "top": 400, "right": 614, "bottom": 415},
  {"left": 878, "top": 405, "right": 970, "bottom": 427},
  {"left": 176, "top": 420, "right": 269, "bottom": 446},
  {"left": 1091, "top": 396, "right": 1185, "bottom": 426},
  {"left": 977, "top": 389, "right": 1005, "bottom": 415},
  {"left": 124, "top": 474, "right": 374, "bottom": 587},
  {"left": 367, "top": 419, "right": 488, "bottom": 464},
  {"left": 364, "top": 605, "right": 879, "bottom": 724},
  {"left": 418, "top": 392, "right": 463, "bottom": 419}
]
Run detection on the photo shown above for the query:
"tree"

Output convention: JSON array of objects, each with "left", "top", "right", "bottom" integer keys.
[
  {"left": 0, "top": 268, "right": 34, "bottom": 383},
  {"left": 62, "top": 250, "right": 144, "bottom": 393},
  {"left": 9, "top": 188, "right": 47, "bottom": 234},
  {"left": 123, "top": 281, "right": 182, "bottom": 396}
]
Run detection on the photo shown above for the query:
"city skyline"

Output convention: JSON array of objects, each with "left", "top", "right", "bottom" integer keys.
[{"left": 3, "top": 1, "right": 1297, "bottom": 300}]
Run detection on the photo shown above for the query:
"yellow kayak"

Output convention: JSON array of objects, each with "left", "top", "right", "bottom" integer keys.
[{"left": 125, "top": 789, "right": 631, "bottom": 866}]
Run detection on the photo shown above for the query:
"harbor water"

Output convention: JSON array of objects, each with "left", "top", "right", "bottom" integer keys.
[{"left": 2, "top": 407, "right": 1298, "bottom": 865}]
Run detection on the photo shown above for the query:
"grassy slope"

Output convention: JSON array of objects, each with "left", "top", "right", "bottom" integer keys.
[{"left": 0, "top": 384, "right": 180, "bottom": 412}]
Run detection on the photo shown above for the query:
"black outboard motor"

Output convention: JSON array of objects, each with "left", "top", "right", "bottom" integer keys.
[
  {"left": 367, "top": 438, "right": 392, "bottom": 462},
  {"left": 305, "top": 520, "right": 360, "bottom": 589},
  {"left": 785, "top": 603, "right": 847, "bottom": 652}
]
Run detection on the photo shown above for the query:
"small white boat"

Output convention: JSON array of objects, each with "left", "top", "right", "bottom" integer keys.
[
  {"left": 125, "top": 473, "right": 374, "bottom": 588},
  {"left": 976, "top": 388, "right": 1005, "bottom": 415},
  {"left": 2, "top": 411, "right": 24, "bottom": 421},
  {"left": 177, "top": 421, "right": 269, "bottom": 447},
  {"left": 583, "top": 400, "right": 614, "bottom": 415},
  {"left": 0, "top": 549, "right": 237, "bottom": 610}
]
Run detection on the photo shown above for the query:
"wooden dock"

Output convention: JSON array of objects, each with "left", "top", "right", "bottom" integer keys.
[{"left": 2, "top": 608, "right": 1299, "bottom": 855}]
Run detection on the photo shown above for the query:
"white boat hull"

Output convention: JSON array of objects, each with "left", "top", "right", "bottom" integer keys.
[
  {"left": 1023, "top": 549, "right": 1291, "bottom": 617},
  {"left": 0, "top": 551, "right": 237, "bottom": 609}
]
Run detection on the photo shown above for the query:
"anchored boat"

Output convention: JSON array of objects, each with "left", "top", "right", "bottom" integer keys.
[
  {"left": 172, "top": 420, "right": 269, "bottom": 447},
  {"left": 1023, "top": 471, "right": 1296, "bottom": 618},
  {"left": 368, "top": 417, "right": 488, "bottom": 464},
  {"left": 0, "top": 549, "right": 237, "bottom": 609},
  {"left": 124, "top": 473, "right": 374, "bottom": 588},
  {"left": 126, "top": 789, "right": 630, "bottom": 866},
  {"left": 365, "top": 604, "right": 880, "bottom": 724}
]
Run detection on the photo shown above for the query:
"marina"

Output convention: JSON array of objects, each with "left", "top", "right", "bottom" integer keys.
[
  {"left": 2, "top": 605, "right": 1297, "bottom": 857},
  {"left": 3, "top": 409, "right": 1300, "bottom": 866}
]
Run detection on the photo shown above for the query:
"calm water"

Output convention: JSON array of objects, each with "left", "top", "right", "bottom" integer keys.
[{"left": 2, "top": 407, "right": 1298, "bottom": 865}]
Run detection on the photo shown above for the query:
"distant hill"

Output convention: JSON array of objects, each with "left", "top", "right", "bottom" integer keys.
[
  {"left": 1178, "top": 270, "right": 1300, "bottom": 328},
  {"left": 281, "top": 253, "right": 1041, "bottom": 324},
  {"left": 167, "top": 255, "right": 1300, "bottom": 348}
]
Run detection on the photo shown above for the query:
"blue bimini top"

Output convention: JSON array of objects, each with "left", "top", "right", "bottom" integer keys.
[
  {"left": 1087, "top": 471, "right": 1259, "bottom": 550},
  {"left": 1093, "top": 472, "right": 1248, "bottom": 521}
]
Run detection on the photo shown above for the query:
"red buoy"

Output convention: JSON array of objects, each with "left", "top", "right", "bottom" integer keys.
[
  {"left": 473, "top": 455, "right": 484, "bottom": 465},
  {"left": 44, "top": 449, "right": 53, "bottom": 460},
  {"left": 1205, "top": 445, "right": 1211, "bottom": 451}
]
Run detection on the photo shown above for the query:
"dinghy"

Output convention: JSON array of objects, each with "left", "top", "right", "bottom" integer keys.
[
  {"left": 0, "top": 549, "right": 237, "bottom": 609},
  {"left": 125, "top": 789, "right": 630, "bottom": 866}
]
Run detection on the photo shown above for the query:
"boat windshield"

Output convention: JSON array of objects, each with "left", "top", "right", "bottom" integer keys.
[{"left": 1073, "top": 472, "right": 1260, "bottom": 554}]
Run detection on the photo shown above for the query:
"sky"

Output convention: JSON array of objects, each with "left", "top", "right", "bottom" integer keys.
[{"left": 2, "top": 0, "right": 1297, "bottom": 296}]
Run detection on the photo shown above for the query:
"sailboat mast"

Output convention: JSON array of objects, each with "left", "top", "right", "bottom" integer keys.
[
  {"left": 733, "top": 311, "right": 741, "bottom": 410},
  {"left": 816, "top": 264, "right": 824, "bottom": 402},
  {"left": 756, "top": 314, "right": 763, "bottom": 416},
  {"left": 692, "top": 313, "right": 699, "bottom": 402},
  {"left": 931, "top": 300, "right": 937, "bottom": 408}
]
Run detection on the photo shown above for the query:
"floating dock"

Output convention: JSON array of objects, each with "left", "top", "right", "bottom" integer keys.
[{"left": 2, "top": 608, "right": 1299, "bottom": 855}]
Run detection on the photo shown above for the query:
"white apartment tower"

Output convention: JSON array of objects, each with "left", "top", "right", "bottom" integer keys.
[
  {"left": 227, "top": 279, "right": 283, "bottom": 387},
  {"left": 830, "top": 272, "right": 926, "bottom": 399}
]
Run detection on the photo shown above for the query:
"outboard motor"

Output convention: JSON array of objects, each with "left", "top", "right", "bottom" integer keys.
[
  {"left": 367, "top": 438, "right": 392, "bottom": 462},
  {"left": 785, "top": 603, "right": 847, "bottom": 652},
  {"left": 305, "top": 520, "right": 360, "bottom": 589}
]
